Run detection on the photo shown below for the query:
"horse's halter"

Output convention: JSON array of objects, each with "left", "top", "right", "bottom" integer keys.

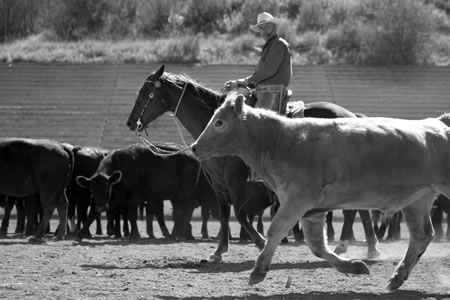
[
  {"left": 136, "top": 79, "right": 163, "bottom": 131},
  {"left": 134, "top": 78, "right": 189, "bottom": 157}
]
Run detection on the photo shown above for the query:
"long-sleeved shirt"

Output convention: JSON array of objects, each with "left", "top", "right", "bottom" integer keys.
[{"left": 247, "top": 36, "right": 292, "bottom": 87}]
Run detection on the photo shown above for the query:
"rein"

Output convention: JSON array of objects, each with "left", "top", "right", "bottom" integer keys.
[
  {"left": 135, "top": 79, "right": 190, "bottom": 157},
  {"left": 135, "top": 77, "right": 229, "bottom": 194}
]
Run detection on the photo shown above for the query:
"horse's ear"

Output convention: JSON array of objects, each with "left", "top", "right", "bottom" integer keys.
[
  {"left": 234, "top": 94, "right": 246, "bottom": 120},
  {"left": 155, "top": 65, "right": 165, "bottom": 78}
]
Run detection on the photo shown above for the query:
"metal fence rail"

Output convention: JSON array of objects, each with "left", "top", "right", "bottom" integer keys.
[{"left": 0, "top": 63, "right": 448, "bottom": 150}]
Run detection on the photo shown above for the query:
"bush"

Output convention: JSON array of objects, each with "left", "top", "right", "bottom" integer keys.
[
  {"left": 102, "top": 0, "right": 138, "bottom": 39},
  {"left": 296, "top": 0, "right": 328, "bottom": 32},
  {"left": 154, "top": 34, "right": 202, "bottom": 63},
  {"left": 326, "top": 0, "right": 436, "bottom": 65},
  {"left": 326, "top": 20, "right": 364, "bottom": 63},
  {"left": 46, "top": 0, "right": 111, "bottom": 40},
  {"left": 0, "top": 0, "right": 39, "bottom": 42},
  {"left": 135, "top": 0, "right": 172, "bottom": 38},
  {"left": 181, "top": 0, "right": 232, "bottom": 34},
  {"left": 364, "top": 0, "right": 434, "bottom": 64}
]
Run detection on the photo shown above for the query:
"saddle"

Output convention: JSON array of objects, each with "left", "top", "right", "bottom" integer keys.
[
  {"left": 230, "top": 87, "right": 296, "bottom": 116},
  {"left": 286, "top": 99, "right": 305, "bottom": 118}
]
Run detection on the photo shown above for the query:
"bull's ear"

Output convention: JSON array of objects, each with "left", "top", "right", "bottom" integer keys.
[
  {"left": 234, "top": 94, "right": 246, "bottom": 120},
  {"left": 76, "top": 176, "right": 91, "bottom": 188},
  {"left": 109, "top": 171, "right": 122, "bottom": 186},
  {"left": 155, "top": 65, "right": 165, "bottom": 78}
]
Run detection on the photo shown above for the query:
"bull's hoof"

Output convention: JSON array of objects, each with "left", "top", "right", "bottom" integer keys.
[
  {"left": 367, "top": 249, "right": 381, "bottom": 260},
  {"left": 248, "top": 271, "right": 267, "bottom": 285},
  {"left": 54, "top": 235, "right": 65, "bottom": 241},
  {"left": 349, "top": 259, "right": 370, "bottom": 274},
  {"left": 387, "top": 276, "right": 404, "bottom": 291},
  {"left": 28, "top": 236, "right": 44, "bottom": 244},
  {"left": 255, "top": 239, "right": 266, "bottom": 251},
  {"left": 129, "top": 235, "right": 141, "bottom": 242},
  {"left": 208, "top": 253, "right": 222, "bottom": 262}
]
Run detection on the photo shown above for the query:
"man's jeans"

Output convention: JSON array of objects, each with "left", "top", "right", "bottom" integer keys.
[{"left": 255, "top": 85, "right": 288, "bottom": 115}]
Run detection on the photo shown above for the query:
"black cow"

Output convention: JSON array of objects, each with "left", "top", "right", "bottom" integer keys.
[
  {"left": 0, "top": 138, "right": 74, "bottom": 242},
  {"left": 76, "top": 142, "right": 200, "bottom": 240},
  {"left": 66, "top": 146, "right": 110, "bottom": 240},
  {"left": 0, "top": 195, "right": 25, "bottom": 236},
  {"left": 372, "top": 210, "right": 403, "bottom": 241},
  {"left": 431, "top": 194, "right": 450, "bottom": 242}
]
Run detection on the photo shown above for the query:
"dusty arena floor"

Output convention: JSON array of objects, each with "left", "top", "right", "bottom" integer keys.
[{"left": 0, "top": 216, "right": 449, "bottom": 300}]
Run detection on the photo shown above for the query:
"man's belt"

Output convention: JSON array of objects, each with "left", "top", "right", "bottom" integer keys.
[{"left": 256, "top": 84, "right": 286, "bottom": 92}]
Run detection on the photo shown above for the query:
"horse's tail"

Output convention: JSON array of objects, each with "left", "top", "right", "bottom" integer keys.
[{"left": 438, "top": 113, "right": 450, "bottom": 127}]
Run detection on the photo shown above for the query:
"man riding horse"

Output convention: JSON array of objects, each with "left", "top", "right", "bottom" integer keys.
[{"left": 224, "top": 12, "right": 292, "bottom": 115}]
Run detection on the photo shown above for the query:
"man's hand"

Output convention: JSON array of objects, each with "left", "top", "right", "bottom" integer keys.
[
  {"left": 224, "top": 80, "right": 238, "bottom": 91},
  {"left": 224, "top": 78, "right": 249, "bottom": 91}
]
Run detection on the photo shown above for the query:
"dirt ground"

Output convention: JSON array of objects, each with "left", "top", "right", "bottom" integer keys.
[{"left": 1, "top": 214, "right": 449, "bottom": 300}]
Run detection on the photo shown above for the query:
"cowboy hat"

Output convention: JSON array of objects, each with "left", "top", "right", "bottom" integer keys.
[{"left": 249, "top": 12, "right": 284, "bottom": 32}]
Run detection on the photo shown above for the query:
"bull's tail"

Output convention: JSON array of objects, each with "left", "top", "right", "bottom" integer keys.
[
  {"left": 62, "top": 143, "right": 75, "bottom": 188},
  {"left": 438, "top": 113, "right": 450, "bottom": 127}
]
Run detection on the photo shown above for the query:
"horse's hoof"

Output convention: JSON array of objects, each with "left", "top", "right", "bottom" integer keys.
[
  {"left": 249, "top": 271, "right": 266, "bottom": 285},
  {"left": 334, "top": 240, "right": 349, "bottom": 255},
  {"left": 367, "top": 249, "right": 381, "bottom": 260},
  {"left": 209, "top": 253, "right": 222, "bottom": 262},
  {"left": 255, "top": 239, "right": 266, "bottom": 251},
  {"left": 334, "top": 247, "right": 344, "bottom": 255}
]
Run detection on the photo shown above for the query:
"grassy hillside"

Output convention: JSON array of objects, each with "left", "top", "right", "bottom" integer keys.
[{"left": 1, "top": 0, "right": 449, "bottom": 65}]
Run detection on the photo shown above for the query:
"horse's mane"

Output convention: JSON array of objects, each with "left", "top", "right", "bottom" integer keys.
[{"left": 162, "top": 72, "right": 225, "bottom": 110}]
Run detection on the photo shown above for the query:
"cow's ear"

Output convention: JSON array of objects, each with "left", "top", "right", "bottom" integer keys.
[
  {"left": 234, "top": 94, "right": 246, "bottom": 120},
  {"left": 109, "top": 171, "right": 122, "bottom": 186},
  {"left": 76, "top": 176, "right": 91, "bottom": 188}
]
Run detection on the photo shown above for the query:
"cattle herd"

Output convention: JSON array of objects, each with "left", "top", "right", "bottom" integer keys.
[{"left": 1, "top": 137, "right": 449, "bottom": 245}]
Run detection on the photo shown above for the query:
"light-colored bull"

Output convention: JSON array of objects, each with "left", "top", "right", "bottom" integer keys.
[{"left": 191, "top": 92, "right": 450, "bottom": 290}]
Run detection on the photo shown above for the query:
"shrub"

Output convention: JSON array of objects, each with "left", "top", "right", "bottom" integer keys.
[
  {"left": 326, "top": 0, "right": 436, "bottom": 65},
  {"left": 181, "top": 0, "right": 234, "bottom": 34},
  {"left": 325, "top": 20, "right": 364, "bottom": 63},
  {"left": 154, "top": 34, "right": 202, "bottom": 63},
  {"left": 365, "top": 0, "right": 434, "bottom": 64},
  {"left": 102, "top": 0, "right": 138, "bottom": 39},
  {"left": 296, "top": 0, "right": 328, "bottom": 32},
  {"left": 0, "top": 0, "right": 40, "bottom": 42},
  {"left": 135, "top": 0, "right": 173, "bottom": 38},
  {"left": 46, "top": 0, "right": 111, "bottom": 41}
]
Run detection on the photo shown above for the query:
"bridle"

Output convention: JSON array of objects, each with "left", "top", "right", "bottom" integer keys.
[
  {"left": 135, "top": 77, "right": 229, "bottom": 193},
  {"left": 134, "top": 78, "right": 189, "bottom": 157}
]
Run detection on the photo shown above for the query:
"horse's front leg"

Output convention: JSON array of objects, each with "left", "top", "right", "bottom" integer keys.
[
  {"left": 359, "top": 209, "right": 380, "bottom": 259},
  {"left": 302, "top": 211, "right": 370, "bottom": 275},
  {"left": 234, "top": 206, "right": 266, "bottom": 250},
  {"left": 209, "top": 192, "right": 230, "bottom": 262},
  {"left": 334, "top": 209, "right": 357, "bottom": 255}
]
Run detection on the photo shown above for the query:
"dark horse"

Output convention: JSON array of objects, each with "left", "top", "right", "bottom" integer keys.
[{"left": 126, "top": 65, "right": 379, "bottom": 260}]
